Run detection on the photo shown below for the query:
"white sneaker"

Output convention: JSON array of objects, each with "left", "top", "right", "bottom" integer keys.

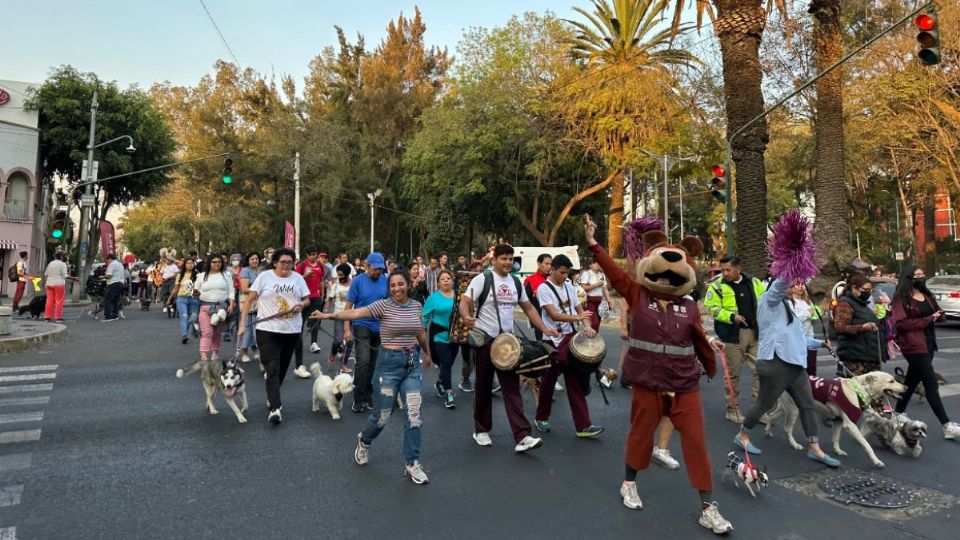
[
  {"left": 268, "top": 408, "right": 282, "bottom": 425},
  {"left": 118, "top": 311, "right": 126, "bottom": 319},
  {"left": 241, "top": 352, "right": 251, "bottom": 363},
  {"left": 310, "top": 342, "right": 321, "bottom": 353},
  {"left": 293, "top": 365, "right": 311, "bottom": 379},
  {"left": 473, "top": 432, "right": 493, "bottom": 447},
  {"left": 404, "top": 461, "right": 429, "bottom": 484},
  {"left": 652, "top": 447, "right": 680, "bottom": 470},
  {"left": 620, "top": 482, "right": 643, "bottom": 510},
  {"left": 699, "top": 502, "right": 733, "bottom": 534},
  {"left": 162, "top": 307, "right": 168, "bottom": 313},
  {"left": 355, "top": 433, "right": 369, "bottom": 465},
  {"left": 514, "top": 436, "right": 543, "bottom": 453},
  {"left": 944, "top": 421, "right": 960, "bottom": 440},
  {"left": 554, "top": 382, "right": 564, "bottom": 392}
]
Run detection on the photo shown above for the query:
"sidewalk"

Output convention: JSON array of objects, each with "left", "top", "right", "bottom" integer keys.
[{"left": 0, "top": 317, "right": 68, "bottom": 355}]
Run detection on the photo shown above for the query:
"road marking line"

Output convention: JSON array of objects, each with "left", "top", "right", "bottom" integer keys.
[
  {"left": 936, "top": 347, "right": 960, "bottom": 353},
  {"left": 0, "top": 453, "right": 31, "bottom": 472},
  {"left": 0, "top": 412, "right": 43, "bottom": 425},
  {"left": 0, "top": 384, "right": 53, "bottom": 395},
  {"left": 0, "top": 526, "right": 15, "bottom": 540},
  {"left": 938, "top": 384, "right": 960, "bottom": 398},
  {"left": 0, "top": 430, "right": 41, "bottom": 444},
  {"left": 0, "top": 397, "right": 49, "bottom": 407},
  {"left": 0, "top": 374, "right": 56, "bottom": 383},
  {"left": 0, "top": 485, "right": 23, "bottom": 507},
  {"left": 0, "top": 365, "right": 57, "bottom": 374}
]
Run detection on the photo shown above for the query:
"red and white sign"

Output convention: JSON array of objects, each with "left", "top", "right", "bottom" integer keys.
[
  {"left": 284, "top": 221, "right": 295, "bottom": 249},
  {"left": 0, "top": 89, "right": 10, "bottom": 106},
  {"left": 99, "top": 220, "right": 116, "bottom": 257}
]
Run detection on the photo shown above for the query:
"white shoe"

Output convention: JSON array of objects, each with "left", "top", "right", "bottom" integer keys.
[
  {"left": 118, "top": 311, "right": 126, "bottom": 319},
  {"left": 554, "top": 382, "right": 564, "bottom": 392},
  {"left": 944, "top": 421, "right": 960, "bottom": 440},
  {"left": 514, "top": 436, "right": 543, "bottom": 453},
  {"left": 176, "top": 369, "right": 185, "bottom": 379},
  {"left": 699, "top": 502, "right": 733, "bottom": 534},
  {"left": 620, "top": 482, "right": 643, "bottom": 510},
  {"left": 162, "top": 307, "right": 168, "bottom": 313},
  {"left": 268, "top": 408, "right": 282, "bottom": 425},
  {"left": 404, "top": 461, "right": 429, "bottom": 484},
  {"left": 472, "top": 432, "right": 493, "bottom": 447},
  {"left": 293, "top": 365, "right": 311, "bottom": 379},
  {"left": 241, "top": 352, "right": 251, "bottom": 363},
  {"left": 355, "top": 433, "right": 370, "bottom": 465},
  {"left": 652, "top": 447, "right": 680, "bottom": 470},
  {"left": 310, "top": 342, "right": 321, "bottom": 353}
]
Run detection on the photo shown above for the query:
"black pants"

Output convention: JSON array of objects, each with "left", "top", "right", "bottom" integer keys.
[
  {"left": 896, "top": 352, "right": 950, "bottom": 424},
  {"left": 256, "top": 330, "right": 299, "bottom": 411},
  {"left": 353, "top": 326, "right": 381, "bottom": 406},
  {"left": 104, "top": 282, "right": 124, "bottom": 320},
  {"left": 292, "top": 297, "right": 325, "bottom": 367},
  {"left": 434, "top": 341, "right": 466, "bottom": 390},
  {"left": 461, "top": 344, "right": 474, "bottom": 380}
]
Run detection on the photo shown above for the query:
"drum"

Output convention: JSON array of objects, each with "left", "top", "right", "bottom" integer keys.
[
  {"left": 516, "top": 340, "right": 552, "bottom": 377},
  {"left": 569, "top": 330, "right": 607, "bottom": 372},
  {"left": 449, "top": 271, "right": 479, "bottom": 344},
  {"left": 490, "top": 333, "right": 522, "bottom": 371}
]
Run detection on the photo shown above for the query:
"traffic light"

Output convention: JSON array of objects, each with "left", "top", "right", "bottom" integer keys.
[
  {"left": 51, "top": 210, "right": 67, "bottom": 241},
  {"left": 222, "top": 157, "right": 233, "bottom": 184},
  {"left": 916, "top": 9, "right": 941, "bottom": 66},
  {"left": 710, "top": 165, "right": 727, "bottom": 203}
]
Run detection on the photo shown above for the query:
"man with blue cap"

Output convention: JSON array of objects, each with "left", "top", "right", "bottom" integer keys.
[{"left": 345, "top": 252, "right": 389, "bottom": 412}]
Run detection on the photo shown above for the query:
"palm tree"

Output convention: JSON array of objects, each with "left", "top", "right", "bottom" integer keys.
[{"left": 565, "top": 0, "right": 700, "bottom": 257}]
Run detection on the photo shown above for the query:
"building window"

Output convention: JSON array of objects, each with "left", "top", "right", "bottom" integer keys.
[{"left": 3, "top": 173, "right": 29, "bottom": 220}]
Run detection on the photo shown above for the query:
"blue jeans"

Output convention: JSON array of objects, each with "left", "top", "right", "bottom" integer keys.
[
  {"left": 175, "top": 296, "right": 200, "bottom": 338},
  {"left": 360, "top": 348, "right": 423, "bottom": 464}
]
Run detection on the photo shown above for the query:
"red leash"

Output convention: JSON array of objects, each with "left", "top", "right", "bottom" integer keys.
[{"left": 720, "top": 350, "right": 755, "bottom": 469}]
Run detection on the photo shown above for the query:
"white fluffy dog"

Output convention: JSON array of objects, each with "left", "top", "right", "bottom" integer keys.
[{"left": 310, "top": 363, "right": 354, "bottom": 420}]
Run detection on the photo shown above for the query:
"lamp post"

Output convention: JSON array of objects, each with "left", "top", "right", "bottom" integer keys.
[
  {"left": 882, "top": 189, "right": 902, "bottom": 270},
  {"left": 367, "top": 189, "right": 382, "bottom": 253}
]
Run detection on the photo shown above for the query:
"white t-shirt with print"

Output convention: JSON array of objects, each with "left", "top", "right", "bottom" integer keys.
[
  {"left": 581, "top": 269, "right": 606, "bottom": 298},
  {"left": 251, "top": 270, "right": 310, "bottom": 334},
  {"left": 466, "top": 271, "right": 528, "bottom": 337},
  {"left": 537, "top": 278, "right": 580, "bottom": 346},
  {"left": 327, "top": 281, "right": 351, "bottom": 313}
]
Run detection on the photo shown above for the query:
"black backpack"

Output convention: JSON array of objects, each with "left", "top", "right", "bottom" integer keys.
[
  {"left": 8, "top": 263, "right": 19, "bottom": 282},
  {"left": 475, "top": 270, "right": 523, "bottom": 317}
]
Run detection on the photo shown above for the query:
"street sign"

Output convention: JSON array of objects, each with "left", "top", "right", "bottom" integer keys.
[
  {"left": 81, "top": 159, "right": 99, "bottom": 181},
  {"left": 80, "top": 195, "right": 96, "bottom": 207},
  {"left": 895, "top": 252, "right": 904, "bottom": 261}
]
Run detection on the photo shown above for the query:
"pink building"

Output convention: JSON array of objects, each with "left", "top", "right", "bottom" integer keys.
[{"left": 1, "top": 80, "right": 50, "bottom": 302}]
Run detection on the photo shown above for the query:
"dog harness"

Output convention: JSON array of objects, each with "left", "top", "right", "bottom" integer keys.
[{"left": 809, "top": 376, "right": 866, "bottom": 423}]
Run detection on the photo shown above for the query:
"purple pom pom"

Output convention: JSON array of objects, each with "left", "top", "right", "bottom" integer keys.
[
  {"left": 767, "top": 210, "right": 819, "bottom": 283},
  {"left": 624, "top": 217, "right": 664, "bottom": 261}
]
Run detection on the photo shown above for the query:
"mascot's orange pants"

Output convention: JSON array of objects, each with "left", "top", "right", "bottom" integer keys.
[{"left": 626, "top": 387, "right": 712, "bottom": 492}]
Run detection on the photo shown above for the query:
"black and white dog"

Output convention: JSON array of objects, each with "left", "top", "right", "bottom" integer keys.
[{"left": 177, "top": 356, "right": 248, "bottom": 423}]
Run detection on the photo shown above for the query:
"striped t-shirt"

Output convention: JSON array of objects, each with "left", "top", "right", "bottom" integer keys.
[{"left": 367, "top": 298, "right": 423, "bottom": 349}]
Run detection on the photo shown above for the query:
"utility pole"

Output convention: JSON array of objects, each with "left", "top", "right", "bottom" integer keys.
[
  {"left": 641, "top": 150, "right": 698, "bottom": 243},
  {"left": 74, "top": 91, "right": 98, "bottom": 302},
  {"left": 678, "top": 176, "right": 685, "bottom": 238},
  {"left": 294, "top": 152, "right": 301, "bottom": 259},
  {"left": 367, "top": 189, "right": 382, "bottom": 253}
]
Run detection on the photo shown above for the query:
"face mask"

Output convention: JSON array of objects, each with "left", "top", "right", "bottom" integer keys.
[
  {"left": 858, "top": 290, "right": 871, "bottom": 301},
  {"left": 913, "top": 277, "right": 925, "bottom": 288}
]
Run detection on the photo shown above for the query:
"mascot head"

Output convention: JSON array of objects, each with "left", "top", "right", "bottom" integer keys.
[{"left": 633, "top": 230, "right": 703, "bottom": 298}]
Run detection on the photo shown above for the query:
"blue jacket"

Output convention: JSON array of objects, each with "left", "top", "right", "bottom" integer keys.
[{"left": 757, "top": 278, "right": 822, "bottom": 367}]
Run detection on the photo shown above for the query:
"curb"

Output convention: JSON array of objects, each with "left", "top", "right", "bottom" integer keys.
[{"left": 0, "top": 323, "right": 68, "bottom": 355}]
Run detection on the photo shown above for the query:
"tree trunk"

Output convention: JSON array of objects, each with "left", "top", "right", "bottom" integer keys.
[
  {"left": 607, "top": 169, "right": 625, "bottom": 257},
  {"left": 923, "top": 191, "right": 937, "bottom": 275},
  {"left": 809, "top": 0, "right": 853, "bottom": 298},
  {"left": 716, "top": 1, "right": 769, "bottom": 277}
]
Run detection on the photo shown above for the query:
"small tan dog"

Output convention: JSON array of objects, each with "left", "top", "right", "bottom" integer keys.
[{"left": 520, "top": 375, "right": 541, "bottom": 404}]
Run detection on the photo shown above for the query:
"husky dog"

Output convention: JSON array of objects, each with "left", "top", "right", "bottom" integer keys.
[
  {"left": 177, "top": 357, "right": 248, "bottom": 423},
  {"left": 764, "top": 371, "right": 907, "bottom": 469},
  {"left": 309, "top": 363, "right": 354, "bottom": 420},
  {"left": 861, "top": 410, "right": 928, "bottom": 458}
]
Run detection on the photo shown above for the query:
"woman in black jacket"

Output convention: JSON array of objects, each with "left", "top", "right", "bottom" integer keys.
[{"left": 832, "top": 274, "right": 888, "bottom": 375}]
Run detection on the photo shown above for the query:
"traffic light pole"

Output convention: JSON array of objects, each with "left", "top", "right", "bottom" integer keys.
[
  {"left": 294, "top": 152, "right": 301, "bottom": 259},
  {"left": 723, "top": 0, "right": 934, "bottom": 256},
  {"left": 74, "top": 91, "right": 99, "bottom": 302}
]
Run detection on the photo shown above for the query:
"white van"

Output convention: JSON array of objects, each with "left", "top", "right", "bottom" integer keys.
[{"left": 510, "top": 246, "right": 582, "bottom": 277}]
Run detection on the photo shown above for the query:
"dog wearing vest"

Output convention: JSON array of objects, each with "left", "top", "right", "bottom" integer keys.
[
  {"left": 861, "top": 409, "right": 927, "bottom": 458},
  {"left": 310, "top": 363, "right": 355, "bottom": 420},
  {"left": 584, "top": 215, "right": 733, "bottom": 535},
  {"left": 763, "top": 371, "right": 906, "bottom": 468}
]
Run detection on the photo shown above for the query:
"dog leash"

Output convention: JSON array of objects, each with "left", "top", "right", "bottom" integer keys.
[
  {"left": 304, "top": 317, "right": 380, "bottom": 351},
  {"left": 718, "top": 350, "right": 743, "bottom": 424}
]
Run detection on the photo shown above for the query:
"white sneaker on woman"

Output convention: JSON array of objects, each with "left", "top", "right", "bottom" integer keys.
[
  {"left": 944, "top": 421, "right": 960, "bottom": 440},
  {"left": 699, "top": 502, "right": 733, "bottom": 534},
  {"left": 620, "top": 482, "right": 642, "bottom": 510},
  {"left": 652, "top": 447, "right": 680, "bottom": 470}
]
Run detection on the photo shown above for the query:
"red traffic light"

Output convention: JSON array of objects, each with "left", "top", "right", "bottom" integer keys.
[
  {"left": 916, "top": 14, "right": 936, "bottom": 31},
  {"left": 711, "top": 165, "right": 725, "bottom": 178}
]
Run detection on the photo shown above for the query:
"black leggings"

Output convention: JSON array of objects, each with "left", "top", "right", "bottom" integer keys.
[
  {"left": 256, "top": 330, "right": 299, "bottom": 411},
  {"left": 434, "top": 341, "right": 465, "bottom": 390},
  {"left": 896, "top": 352, "right": 950, "bottom": 425}
]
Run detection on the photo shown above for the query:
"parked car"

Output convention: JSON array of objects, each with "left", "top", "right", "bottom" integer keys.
[{"left": 925, "top": 275, "right": 960, "bottom": 320}]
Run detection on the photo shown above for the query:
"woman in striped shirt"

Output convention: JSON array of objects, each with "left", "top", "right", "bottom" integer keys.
[{"left": 310, "top": 270, "right": 433, "bottom": 485}]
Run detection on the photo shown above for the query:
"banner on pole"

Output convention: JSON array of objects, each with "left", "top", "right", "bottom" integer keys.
[
  {"left": 284, "top": 221, "right": 295, "bottom": 249},
  {"left": 99, "top": 220, "right": 116, "bottom": 256}
]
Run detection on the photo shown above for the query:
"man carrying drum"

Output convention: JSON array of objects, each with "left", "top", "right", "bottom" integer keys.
[
  {"left": 459, "top": 243, "right": 559, "bottom": 454},
  {"left": 533, "top": 255, "right": 604, "bottom": 438}
]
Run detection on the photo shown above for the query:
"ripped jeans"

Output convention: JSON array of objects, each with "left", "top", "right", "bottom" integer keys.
[{"left": 360, "top": 348, "right": 423, "bottom": 464}]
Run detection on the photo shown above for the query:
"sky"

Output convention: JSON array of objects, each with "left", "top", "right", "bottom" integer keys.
[{"left": 5, "top": 0, "right": 575, "bottom": 90}]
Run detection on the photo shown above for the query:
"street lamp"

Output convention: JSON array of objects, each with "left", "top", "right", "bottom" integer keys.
[
  {"left": 367, "top": 189, "right": 383, "bottom": 253},
  {"left": 882, "top": 189, "right": 903, "bottom": 270}
]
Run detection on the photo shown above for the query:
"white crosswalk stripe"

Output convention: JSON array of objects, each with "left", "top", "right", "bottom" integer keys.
[
  {"left": 0, "top": 412, "right": 42, "bottom": 425},
  {"left": 0, "top": 453, "right": 31, "bottom": 472},
  {"left": 0, "top": 384, "right": 53, "bottom": 395},
  {"left": 0, "top": 397, "right": 49, "bottom": 407},
  {"left": 0, "top": 373, "right": 55, "bottom": 384},
  {"left": 0, "top": 485, "right": 23, "bottom": 507},
  {"left": 0, "top": 365, "right": 57, "bottom": 374},
  {"left": 0, "top": 430, "right": 41, "bottom": 444},
  {"left": 0, "top": 526, "right": 15, "bottom": 540}
]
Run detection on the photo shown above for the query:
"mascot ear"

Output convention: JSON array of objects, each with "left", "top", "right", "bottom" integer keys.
[
  {"left": 679, "top": 237, "right": 704, "bottom": 258},
  {"left": 642, "top": 230, "right": 668, "bottom": 248}
]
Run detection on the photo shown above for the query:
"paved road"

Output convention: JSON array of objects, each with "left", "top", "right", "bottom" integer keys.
[{"left": 1, "top": 306, "right": 959, "bottom": 539}]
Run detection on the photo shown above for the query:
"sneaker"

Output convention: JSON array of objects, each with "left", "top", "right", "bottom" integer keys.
[
  {"left": 119, "top": 311, "right": 126, "bottom": 319},
  {"left": 576, "top": 425, "right": 604, "bottom": 438},
  {"left": 723, "top": 409, "right": 742, "bottom": 423},
  {"left": 355, "top": 434, "right": 370, "bottom": 465},
  {"left": 473, "top": 432, "right": 493, "bottom": 447},
  {"left": 514, "top": 436, "right": 543, "bottom": 453},
  {"left": 652, "top": 447, "right": 680, "bottom": 470},
  {"left": 293, "top": 365, "right": 311, "bottom": 379},
  {"left": 459, "top": 378, "right": 474, "bottom": 393},
  {"left": 310, "top": 342, "right": 321, "bottom": 353},
  {"left": 492, "top": 383, "right": 501, "bottom": 394},
  {"left": 620, "top": 482, "right": 643, "bottom": 510},
  {"left": 268, "top": 408, "right": 282, "bottom": 425},
  {"left": 351, "top": 403, "right": 366, "bottom": 413},
  {"left": 554, "top": 382, "right": 564, "bottom": 392},
  {"left": 699, "top": 502, "right": 733, "bottom": 535},
  {"left": 944, "top": 421, "right": 960, "bottom": 440},
  {"left": 404, "top": 461, "right": 429, "bottom": 484},
  {"left": 162, "top": 307, "right": 168, "bottom": 313},
  {"left": 435, "top": 381, "right": 446, "bottom": 398},
  {"left": 363, "top": 402, "right": 375, "bottom": 411},
  {"left": 181, "top": 337, "right": 188, "bottom": 345},
  {"left": 534, "top": 420, "right": 551, "bottom": 433},
  {"left": 444, "top": 394, "right": 456, "bottom": 409},
  {"left": 241, "top": 352, "right": 251, "bottom": 363}
]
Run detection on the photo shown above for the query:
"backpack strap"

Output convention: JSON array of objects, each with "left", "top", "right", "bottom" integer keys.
[{"left": 476, "top": 270, "right": 494, "bottom": 314}]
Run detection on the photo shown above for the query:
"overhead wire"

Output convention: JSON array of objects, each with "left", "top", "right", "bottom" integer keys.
[{"left": 198, "top": 0, "right": 241, "bottom": 67}]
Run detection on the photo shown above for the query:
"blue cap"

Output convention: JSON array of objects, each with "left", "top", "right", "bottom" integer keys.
[{"left": 366, "top": 252, "right": 386, "bottom": 270}]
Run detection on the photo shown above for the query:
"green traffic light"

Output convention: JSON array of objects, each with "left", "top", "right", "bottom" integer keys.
[
  {"left": 223, "top": 176, "right": 232, "bottom": 184},
  {"left": 52, "top": 229, "right": 63, "bottom": 239}
]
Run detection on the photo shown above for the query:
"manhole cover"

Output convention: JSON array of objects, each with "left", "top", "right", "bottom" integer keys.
[{"left": 820, "top": 472, "right": 914, "bottom": 508}]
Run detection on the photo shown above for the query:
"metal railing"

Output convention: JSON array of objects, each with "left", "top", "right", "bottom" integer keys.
[{"left": 2, "top": 200, "right": 28, "bottom": 221}]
